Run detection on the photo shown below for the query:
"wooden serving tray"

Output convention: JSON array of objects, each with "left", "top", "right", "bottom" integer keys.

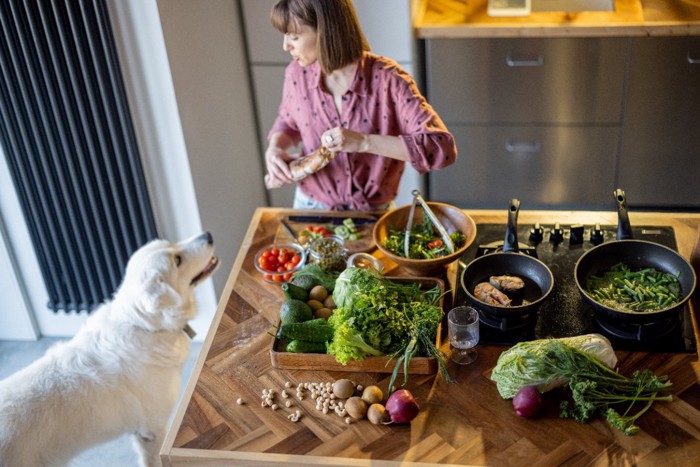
[{"left": 270, "top": 277, "right": 444, "bottom": 374}]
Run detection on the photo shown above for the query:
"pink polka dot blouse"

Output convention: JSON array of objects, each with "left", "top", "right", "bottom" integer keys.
[{"left": 268, "top": 52, "right": 457, "bottom": 211}]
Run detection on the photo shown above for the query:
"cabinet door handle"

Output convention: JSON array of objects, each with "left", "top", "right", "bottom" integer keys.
[
  {"left": 688, "top": 52, "right": 700, "bottom": 64},
  {"left": 506, "top": 53, "right": 544, "bottom": 67},
  {"left": 505, "top": 140, "right": 541, "bottom": 153}
]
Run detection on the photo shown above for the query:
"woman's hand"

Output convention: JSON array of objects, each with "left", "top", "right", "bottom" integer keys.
[
  {"left": 264, "top": 146, "right": 293, "bottom": 189},
  {"left": 322, "top": 127, "right": 407, "bottom": 161},
  {"left": 322, "top": 128, "right": 369, "bottom": 153}
]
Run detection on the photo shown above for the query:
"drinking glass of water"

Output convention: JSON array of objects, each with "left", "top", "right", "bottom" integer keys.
[{"left": 447, "top": 306, "right": 479, "bottom": 365}]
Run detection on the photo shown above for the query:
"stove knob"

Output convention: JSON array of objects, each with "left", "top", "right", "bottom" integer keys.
[
  {"left": 590, "top": 223, "right": 604, "bottom": 245},
  {"left": 550, "top": 223, "right": 564, "bottom": 244},
  {"left": 529, "top": 223, "right": 544, "bottom": 244},
  {"left": 570, "top": 224, "right": 584, "bottom": 245}
]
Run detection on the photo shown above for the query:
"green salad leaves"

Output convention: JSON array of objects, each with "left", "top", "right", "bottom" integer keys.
[
  {"left": 328, "top": 268, "right": 454, "bottom": 390},
  {"left": 382, "top": 217, "right": 467, "bottom": 259}
]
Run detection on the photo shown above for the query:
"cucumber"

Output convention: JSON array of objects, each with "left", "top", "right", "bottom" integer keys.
[
  {"left": 286, "top": 339, "right": 327, "bottom": 354},
  {"left": 282, "top": 282, "right": 309, "bottom": 301},
  {"left": 278, "top": 322, "right": 334, "bottom": 343}
]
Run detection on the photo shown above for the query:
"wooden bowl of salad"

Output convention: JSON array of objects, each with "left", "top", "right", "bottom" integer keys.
[{"left": 373, "top": 202, "right": 477, "bottom": 275}]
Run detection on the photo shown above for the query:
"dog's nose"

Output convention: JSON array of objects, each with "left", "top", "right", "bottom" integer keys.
[{"left": 199, "top": 232, "right": 213, "bottom": 245}]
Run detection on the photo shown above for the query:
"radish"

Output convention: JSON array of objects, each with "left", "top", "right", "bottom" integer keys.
[
  {"left": 384, "top": 389, "right": 420, "bottom": 424},
  {"left": 512, "top": 385, "right": 543, "bottom": 418}
]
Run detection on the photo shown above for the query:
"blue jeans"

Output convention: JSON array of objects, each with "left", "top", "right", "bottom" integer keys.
[{"left": 293, "top": 187, "right": 391, "bottom": 211}]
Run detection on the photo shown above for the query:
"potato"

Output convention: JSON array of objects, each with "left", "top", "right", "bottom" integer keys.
[
  {"left": 308, "top": 285, "right": 328, "bottom": 302},
  {"left": 306, "top": 299, "right": 324, "bottom": 311},
  {"left": 367, "top": 403, "right": 389, "bottom": 425},
  {"left": 314, "top": 307, "right": 333, "bottom": 320},
  {"left": 361, "top": 385, "right": 383, "bottom": 405},
  {"left": 332, "top": 379, "right": 355, "bottom": 399},
  {"left": 345, "top": 396, "right": 368, "bottom": 420},
  {"left": 323, "top": 295, "right": 336, "bottom": 310}
]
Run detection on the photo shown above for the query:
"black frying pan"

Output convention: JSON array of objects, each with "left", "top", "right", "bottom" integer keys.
[
  {"left": 461, "top": 199, "right": 554, "bottom": 319},
  {"left": 574, "top": 189, "right": 696, "bottom": 324}
]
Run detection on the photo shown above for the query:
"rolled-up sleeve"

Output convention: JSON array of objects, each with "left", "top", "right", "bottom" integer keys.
[{"left": 393, "top": 73, "right": 457, "bottom": 174}]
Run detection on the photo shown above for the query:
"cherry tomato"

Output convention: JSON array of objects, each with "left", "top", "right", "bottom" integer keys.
[
  {"left": 270, "top": 247, "right": 280, "bottom": 256},
  {"left": 273, "top": 274, "right": 284, "bottom": 282},
  {"left": 290, "top": 254, "right": 301, "bottom": 265},
  {"left": 264, "top": 273, "right": 273, "bottom": 281},
  {"left": 283, "top": 272, "right": 293, "bottom": 281}
]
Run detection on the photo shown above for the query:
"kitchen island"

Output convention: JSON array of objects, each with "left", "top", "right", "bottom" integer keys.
[{"left": 161, "top": 208, "right": 700, "bottom": 466}]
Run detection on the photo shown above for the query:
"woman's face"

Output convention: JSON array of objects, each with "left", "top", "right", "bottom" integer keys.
[{"left": 282, "top": 22, "right": 318, "bottom": 67}]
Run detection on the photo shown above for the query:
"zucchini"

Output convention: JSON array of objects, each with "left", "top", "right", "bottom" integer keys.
[
  {"left": 286, "top": 339, "right": 327, "bottom": 353},
  {"left": 278, "top": 321, "right": 334, "bottom": 343}
]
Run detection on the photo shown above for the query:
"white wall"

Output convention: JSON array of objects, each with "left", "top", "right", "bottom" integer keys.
[{"left": 154, "top": 0, "right": 266, "bottom": 297}]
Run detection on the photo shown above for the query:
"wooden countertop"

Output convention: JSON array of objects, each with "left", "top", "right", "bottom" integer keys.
[
  {"left": 161, "top": 208, "right": 700, "bottom": 466},
  {"left": 415, "top": 0, "right": 700, "bottom": 38}
]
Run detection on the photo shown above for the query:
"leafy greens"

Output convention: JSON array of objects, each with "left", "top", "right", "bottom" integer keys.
[
  {"left": 491, "top": 335, "right": 673, "bottom": 435},
  {"left": 328, "top": 268, "right": 454, "bottom": 390}
]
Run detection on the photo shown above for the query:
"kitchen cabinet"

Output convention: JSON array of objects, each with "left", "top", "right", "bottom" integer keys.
[
  {"left": 426, "top": 37, "right": 626, "bottom": 209},
  {"left": 618, "top": 36, "right": 700, "bottom": 209}
]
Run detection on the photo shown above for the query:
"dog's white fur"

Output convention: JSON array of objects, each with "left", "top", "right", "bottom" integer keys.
[{"left": 0, "top": 233, "right": 218, "bottom": 467}]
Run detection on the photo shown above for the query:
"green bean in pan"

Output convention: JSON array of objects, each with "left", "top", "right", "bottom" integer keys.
[{"left": 585, "top": 262, "right": 682, "bottom": 312}]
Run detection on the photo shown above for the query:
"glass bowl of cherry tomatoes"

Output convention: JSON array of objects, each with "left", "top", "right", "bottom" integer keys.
[{"left": 254, "top": 242, "right": 306, "bottom": 284}]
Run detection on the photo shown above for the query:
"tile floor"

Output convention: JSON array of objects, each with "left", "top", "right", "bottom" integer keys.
[{"left": 0, "top": 337, "right": 203, "bottom": 466}]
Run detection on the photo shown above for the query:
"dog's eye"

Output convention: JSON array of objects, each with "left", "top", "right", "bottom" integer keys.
[{"left": 174, "top": 255, "right": 182, "bottom": 267}]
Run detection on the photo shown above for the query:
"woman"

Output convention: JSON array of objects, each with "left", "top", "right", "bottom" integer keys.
[{"left": 265, "top": 0, "right": 457, "bottom": 211}]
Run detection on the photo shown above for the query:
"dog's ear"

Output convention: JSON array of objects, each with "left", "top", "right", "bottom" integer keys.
[{"left": 142, "top": 279, "right": 181, "bottom": 314}]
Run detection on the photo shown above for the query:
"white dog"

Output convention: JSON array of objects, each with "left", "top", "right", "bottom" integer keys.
[{"left": 0, "top": 232, "right": 219, "bottom": 467}]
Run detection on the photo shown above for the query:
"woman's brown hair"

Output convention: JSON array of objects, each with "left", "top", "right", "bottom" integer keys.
[{"left": 271, "top": 0, "right": 370, "bottom": 75}]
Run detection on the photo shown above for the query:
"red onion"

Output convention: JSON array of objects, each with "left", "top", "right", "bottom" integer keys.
[
  {"left": 512, "top": 385, "right": 543, "bottom": 418},
  {"left": 384, "top": 389, "right": 420, "bottom": 424}
]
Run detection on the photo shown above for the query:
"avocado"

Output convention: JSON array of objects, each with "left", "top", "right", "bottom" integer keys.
[
  {"left": 290, "top": 274, "right": 319, "bottom": 292},
  {"left": 279, "top": 299, "right": 313, "bottom": 325},
  {"left": 282, "top": 282, "right": 309, "bottom": 301}
]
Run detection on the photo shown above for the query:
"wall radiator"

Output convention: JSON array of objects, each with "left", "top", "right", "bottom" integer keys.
[{"left": 0, "top": 0, "right": 158, "bottom": 313}]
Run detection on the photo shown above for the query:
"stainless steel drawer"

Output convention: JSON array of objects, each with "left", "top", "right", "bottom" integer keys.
[
  {"left": 426, "top": 38, "right": 626, "bottom": 125},
  {"left": 429, "top": 125, "right": 619, "bottom": 209},
  {"left": 618, "top": 36, "right": 700, "bottom": 209}
]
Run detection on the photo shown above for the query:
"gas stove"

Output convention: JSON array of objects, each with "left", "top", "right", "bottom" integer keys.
[{"left": 454, "top": 223, "right": 696, "bottom": 353}]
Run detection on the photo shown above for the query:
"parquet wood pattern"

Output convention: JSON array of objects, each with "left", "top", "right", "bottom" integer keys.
[{"left": 162, "top": 209, "right": 700, "bottom": 466}]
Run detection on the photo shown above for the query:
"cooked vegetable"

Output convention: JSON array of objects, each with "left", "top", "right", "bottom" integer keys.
[
  {"left": 512, "top": 386, "right": 543, "bottom": 418},
  {"left": 385, "top": 389, "right": 420, "bottom": 424},
  {"left": 382, "top": 217, "right": 467, "bottom": 259},
  {"left": 585, "top": 262, "right": 682, "bottom": 312},
  {"left": 328, "top": 268, "right": 454, "bottom": 390},
  {"left": 491, "top": 334, "right": 672, "bottom": 435}
]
